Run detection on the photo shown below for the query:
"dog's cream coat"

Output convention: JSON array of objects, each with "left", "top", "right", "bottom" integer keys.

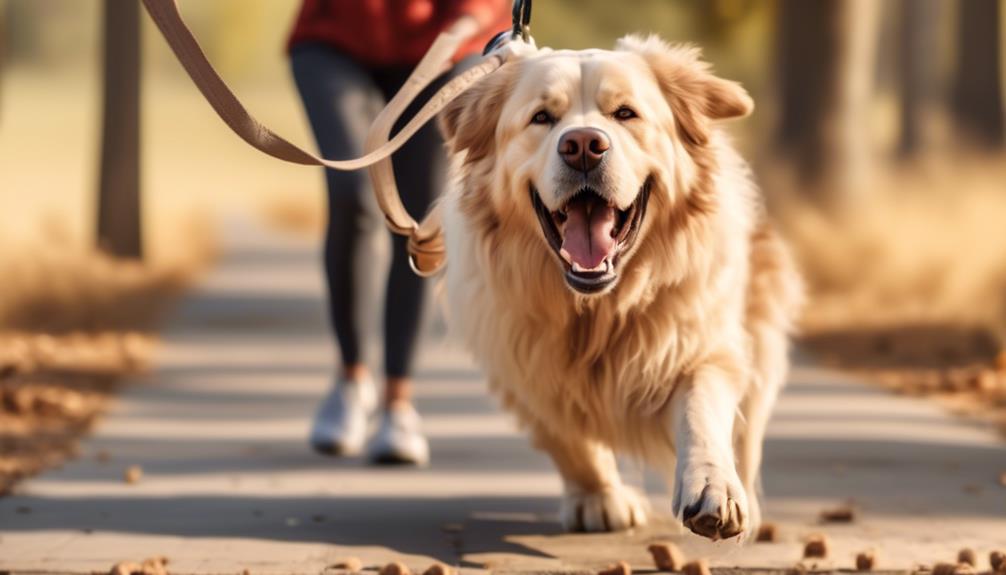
[{"left": 438, "top": 36, "right": 801, "bottom": 540}]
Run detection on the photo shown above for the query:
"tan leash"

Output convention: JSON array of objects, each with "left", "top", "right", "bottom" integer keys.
[{"left": 140, "top": 0, "right": 518, "bottom": 275}]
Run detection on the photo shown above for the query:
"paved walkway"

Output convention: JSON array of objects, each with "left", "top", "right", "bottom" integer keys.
[{"left": 2, "top": 217, "right": 1005, "bottom": 574}]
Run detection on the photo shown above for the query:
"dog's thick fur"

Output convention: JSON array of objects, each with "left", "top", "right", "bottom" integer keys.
[{"left": 437, "top": 36, "right": 801, "bottom": 540}]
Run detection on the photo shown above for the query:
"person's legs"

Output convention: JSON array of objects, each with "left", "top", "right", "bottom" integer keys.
[
  {"left": 292, "top": 43, "right": 384, "bottom": 377},
  {"left": 374, "top": 56, "right": 480, "bottom": 407},
  {"left": 364, "top": 56, "right": 480, "bottom": 465},
  {"left": 291, "top": 43, "right": 384, "bottom": 454}
]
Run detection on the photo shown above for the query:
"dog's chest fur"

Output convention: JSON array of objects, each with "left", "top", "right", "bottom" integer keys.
[{"left": 442, "top": 164, "right": 756, "bottom": 457}]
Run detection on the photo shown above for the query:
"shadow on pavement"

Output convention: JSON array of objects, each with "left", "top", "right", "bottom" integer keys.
[{"left": 0, "top": 493, "right": 563, "bottom": 564}]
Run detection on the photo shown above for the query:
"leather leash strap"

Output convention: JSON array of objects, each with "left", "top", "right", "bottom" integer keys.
[{"left": 141, "top": 0, "right": 507, "bottom": 275}]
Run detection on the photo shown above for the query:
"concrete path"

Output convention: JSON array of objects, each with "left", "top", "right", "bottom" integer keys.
[{"left": 2, "top": 216, "right": 1005, "bottom": 575}]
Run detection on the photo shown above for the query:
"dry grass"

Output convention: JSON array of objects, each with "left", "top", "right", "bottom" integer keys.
[
  {"left": 0, "top": 331, "right": 153, "bottom": 494},
  {"left": 772, "top": 155, "right": 1006, "bottom": 436},
  {"left": 773, "top": 157, "right": 1006, "bottom": 339},
  {"left": 2, "top": 242, "right": 187, "bottom": 334},
  {"left": 0, "top": 212, "right": 215, "bottom": 493}
]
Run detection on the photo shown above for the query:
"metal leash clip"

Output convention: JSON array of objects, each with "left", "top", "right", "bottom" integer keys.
[
  {"left": 484, "top": 0, "right": 533, "bottom": 55},
  {"left": 511, "top": 0, "right": 532, "bottom": 41}
]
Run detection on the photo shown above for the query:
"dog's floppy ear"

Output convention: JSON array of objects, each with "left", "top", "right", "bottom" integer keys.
[
  {"left": 439, "top": 62, "right": 516, "bottom": 163},
  {"left": 616, "top": 35, "right": 753, "bottom": 147}
]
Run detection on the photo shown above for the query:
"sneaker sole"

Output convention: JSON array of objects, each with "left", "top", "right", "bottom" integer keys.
[{"left": 311, "top": 441, "right": 361, "bottom": 457}]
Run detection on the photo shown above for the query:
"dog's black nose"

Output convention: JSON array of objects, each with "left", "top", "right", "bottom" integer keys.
[{"left": 558, "top": 128, "right": 610, "bottom": 173}]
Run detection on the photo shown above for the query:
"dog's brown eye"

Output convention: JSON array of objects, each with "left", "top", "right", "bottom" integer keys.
[
  {"left": 531, "top": 110, "right": 554, "bottom": 125},
  {"left": 614, "top": 106, "right": 638, "bottom": 121}
]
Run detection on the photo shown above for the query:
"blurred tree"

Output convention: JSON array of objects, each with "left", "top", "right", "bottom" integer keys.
[
  {"left": 695, "top": 0, "right": 757, "bottom": 41},
  {"left": 776, "top": 0, "right": 879, "bottom": 206},
  {"left": 897, "top": 0, "right": 942, "bottom": 158},
  {"left": 952, "top": 0, "right": 1004, "bottom": 148},
  {"left": 0, "top": 1, "right": 5, "bottom": 121},
  {"left": 96, "top": 0, "right": 142, "bottom": 259}
]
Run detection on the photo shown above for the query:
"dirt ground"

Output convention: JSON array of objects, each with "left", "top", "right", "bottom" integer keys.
[
  {"left": 0, "top": 331, "right": 154, "bottom": 495},
  {"left": 800, "top": 324, "right": 1006, "bottom": 439},
  {"left": 0, "top": 238, "right": 206, "bottom": 495}
]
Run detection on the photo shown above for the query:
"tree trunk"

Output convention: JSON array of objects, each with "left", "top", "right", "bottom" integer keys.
[
  {"left": 97, "top": 0, "right": 143, "bottom": 259},
  {"left": 952, "top": 0, "right": 1004, "bottom": 148},
  {"left": 776, "top": 0, "right": 880, "bottom": 206},
  {"left": 0, "top": 1, "right": 6, "bottom": 122},
  {"left": 897, "top": 0, "right": 941, "bottom": 158}
]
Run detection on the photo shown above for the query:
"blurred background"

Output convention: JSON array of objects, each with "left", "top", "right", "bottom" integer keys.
[{"left": 1, "top": 0, "right": 1005, "bottom": 488}]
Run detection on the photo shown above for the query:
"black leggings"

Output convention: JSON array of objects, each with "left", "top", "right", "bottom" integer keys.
[{"left": 291, "top": 43, "right": 467, "bottom": 378}]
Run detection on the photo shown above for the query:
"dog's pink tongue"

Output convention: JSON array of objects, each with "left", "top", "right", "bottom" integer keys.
[{"left": 560, "top": 197, "right": 617, "bottom": 270}]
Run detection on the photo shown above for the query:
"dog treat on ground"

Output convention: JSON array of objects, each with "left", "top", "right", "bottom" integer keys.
[
  {"left": 957, "top": 548, "right": 976, "bottom": 567},
  {"left": 995, "top": 350, "right": 1006, "bottom": 372},
  {"left": 856, "top": 550, "right": 876, "bottom": 571},
  {"left": 990, "top": 551, "right": 1005, "bottom": 572},
  {"left": 755, "top": 522, "right": 777, "bottom": 543},
  {"left": 110, "top": 562, "right": 142, "bottom": 575},
  {"left": 962, "top": 484, "right": 983, "bottom": 496},
  {"left": 108, "top": 556, "right": 169, "bottom": 575},
  {"left": 140, "top": 557, "right": 169, "bottom": 575},
  {"left": 819, "top": 505, "right": 855, "bottom": 523},
  {"left": 598, "top": 561, "right": 632, "bottom": 575},
  {"left": 124, "top": 465, "right": 143, "bottom": 484},
  {"left": 682, "top": 559, "right": 711, "bottom": 575},
  {"left": 648, "top": 542, "right": 686, "bottom": 571},
  {"left": 933, "top": 563, "right": 974, "bottom": 575},
  {"left": 970, "top": 369, "right": 999, "bottom": 392},
  {"left": 803, "top": 534, "right": 828, "bottom": 559},
  {"left": 933, "top": 564, "right": 955, "bottom": 575},
  {"left": 998, "top": 471, "right": 1006, "bottom": 487},
  {"left": 422, "top": 563, "right": 455, "bottom": 575},
  {"left": 380, "top": 562, "right": 411, "bottom": 575},
  {"left": 331, "top": 557, "right": 363, "bottom": 572}
]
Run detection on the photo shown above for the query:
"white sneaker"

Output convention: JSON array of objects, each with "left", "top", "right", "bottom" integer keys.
[
  {"left": 309, "top": 376, "right": 378, "bottom": 456},
  {"left": 368, "top": 403, "right": 430, "bottom": 466}
]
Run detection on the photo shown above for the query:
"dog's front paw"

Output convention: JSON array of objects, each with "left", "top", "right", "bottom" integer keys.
[
  {"left": 560, "top": 484, "right": 648, "bottom": 532},
  {"left": 673, "top": 462, "right": 748, "bottom": 540}
]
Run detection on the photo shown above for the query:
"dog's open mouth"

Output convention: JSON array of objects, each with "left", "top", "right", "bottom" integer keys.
[{"left": 531, "top": 180, "right": 651, "bottom": 294}]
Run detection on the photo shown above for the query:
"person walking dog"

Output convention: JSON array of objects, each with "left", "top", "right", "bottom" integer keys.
[{"left": 288, "top": 0, "right": 510, "bottom": 465}]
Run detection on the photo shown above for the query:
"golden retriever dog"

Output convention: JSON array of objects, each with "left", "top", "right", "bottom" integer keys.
[{"left": 438, "top": 35, "right": 802, "bottom": 540}]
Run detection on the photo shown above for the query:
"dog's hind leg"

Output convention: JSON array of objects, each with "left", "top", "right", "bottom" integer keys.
[
  {"left": 734, "top": 379, "right": 778, "bottom": 532},
  {"left": 736, "top": 222, "right": 802, "bottom": 531},
  {"left": 530, "top": 422, "right": 648, "bottom": 532},
  {"left": 735, "top": 316, "right": 791, "bottom": 531}
]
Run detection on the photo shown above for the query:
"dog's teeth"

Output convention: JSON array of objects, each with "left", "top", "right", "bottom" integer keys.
[{"left": 569, "top": 258, "right": 611, "bottom": 273}]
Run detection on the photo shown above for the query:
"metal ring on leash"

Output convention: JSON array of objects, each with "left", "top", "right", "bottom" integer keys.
[{"left": 408, "top": 253, "right": 433, "bottom": 278}]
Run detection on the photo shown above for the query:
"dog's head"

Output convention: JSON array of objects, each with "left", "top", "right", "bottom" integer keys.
[{"left": 441, "top": 35, "right": 752, "bottom": 296}]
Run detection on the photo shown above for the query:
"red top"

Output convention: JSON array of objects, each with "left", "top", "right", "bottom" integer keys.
[{"left": 288, "top": 0, "right": 512, "bottom": 66}]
